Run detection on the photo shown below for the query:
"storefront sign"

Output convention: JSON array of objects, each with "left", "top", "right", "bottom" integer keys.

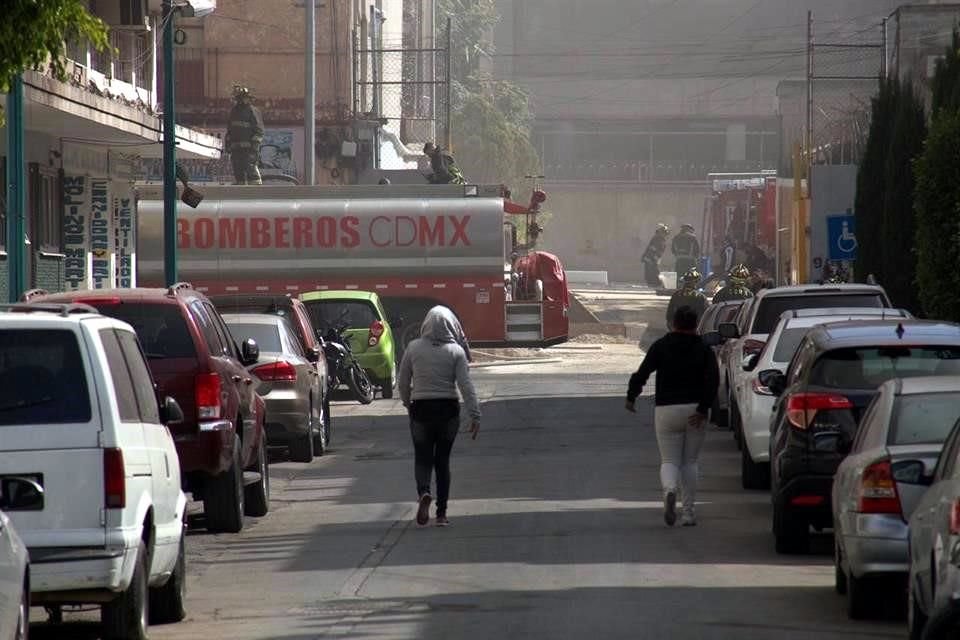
[
  {"left": 115, "top": 192, "right": 136, "bottom": 288},
  {"left": 90, "top": 178, "right": 113, "bottom": 289},
  {"left": 63, "top": 175, "right": 90, "bottom": 290}
]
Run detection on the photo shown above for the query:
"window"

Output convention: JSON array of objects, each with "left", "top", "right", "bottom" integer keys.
[
  {"left": 935, "top": 423, "right": 960, "bottom": 481},
  {"left": 852, "top": 395, "right": 887, "bottom": 452},
  {"left": 888, "top": 392, "right": 960, "bottom": 446},
  {"left": 190, "top": 301, "right": 226, "bottom": 356},
  {"left": 30, "top": 164, "right": 62, "bottom": 252},
  {"left": 94, "top": 303, "right": 196, "bottom": 359},
  {"left": 753, "top": 294, "right": 886, "bottom": 335},
  {"left": 226, "top": 322, "right": 282, "bottom": 353},
  {"left": 304, "top": 300, "right": 379, "bottom": 330},
  {"left": 116, "top": 329, "right": 161, "bottom": 424},
  {"left": 282, "top": 321, "right": 306, "bottom": 357},
  {"left": 811, "top": 346, "right": 960, "bottom": 390},
  {"left": 0, "top": 329, "right": 91, "bottom": 425},
  {"left": 773, "top": 328, "right": 812, "bottom": 363},
  {"left": 100, "top": 329, "right": 140, "bottom": 422},
  {"left": 206, "top": 303, "right": 239, "bottom": 358}
]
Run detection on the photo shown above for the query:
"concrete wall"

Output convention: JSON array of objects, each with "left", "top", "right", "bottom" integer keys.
[{"left": 539, "top": 182, "right": 709, "bottom": 284}]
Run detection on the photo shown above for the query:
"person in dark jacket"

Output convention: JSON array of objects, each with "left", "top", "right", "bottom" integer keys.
[
  {"left": 671, "top": 224, "right": 700, "bottom": 275},
  {"left": 713, "top": 264, "right": 754, "bottom": 304},
  {"left": 424, "top": 142, "right": 466, "bottom": 185},
  {"left": 665, "top": 268, "right": 707, "bottom": 329},
  {"left": 224, "top": 85, "right": 265, "bottom": 185},
  {"left": 625, "top": 305, "right": 719, "bottom": 527},
  {"left": 641, "top": 223, "right": 670, "bottom": 287}
]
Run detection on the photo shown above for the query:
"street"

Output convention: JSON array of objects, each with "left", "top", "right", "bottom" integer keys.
[{"left": 30, "top": 334, "right": 903, "bottom": 639}]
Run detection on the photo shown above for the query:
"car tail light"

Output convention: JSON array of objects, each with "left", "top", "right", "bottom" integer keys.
[
  {"left": 252, "top": 361, "right": 297, "bottom": 382},
  {"left": 195, "top": 372, "right": 222, "bottom": 420},
  {"left": 368, "top": 320, "right": 385, "bottom": 347},
  {"left": 743, "top": 339, "right": 766, "bottom": 357},
  {"left": 752, "top": 378, "right": 773, "bottom": 396},
  {"left": 857, "top": 460, "right": 902, "bottom": 515},
  {"left": 785, "top": 392, "right": 853, "bottom": 430},
  {"left": 103, "top": 448, "right": 126, "bottom": 509},
  {"left": 951, "top": 499, "right": 960, "bottom": 535}
]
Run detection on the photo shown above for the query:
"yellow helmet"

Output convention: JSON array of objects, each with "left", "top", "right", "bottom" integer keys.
[
  {"left": 681, "top": 268, "right": 701, "bottom": 286},
  {"left": 729, "top": 263, "right": 750, "bottom": 283}
]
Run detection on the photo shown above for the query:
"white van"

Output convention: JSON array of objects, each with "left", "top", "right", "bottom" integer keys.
[{"left": 0, "top": 303, "right": 188, "bottom": 640}]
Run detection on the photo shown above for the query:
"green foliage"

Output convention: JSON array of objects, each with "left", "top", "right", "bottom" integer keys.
[
  {"left": 914, "top": 111, "right": 960, "bottom": 321},
  {"left": 854, "top": 80, "right": 894, "bottom": 284},
  {"left": 931, "top": 30, "right": 960, "bottom": 114},
  {"left": 0, "top": 0, "right": 110, "bottom": 122},
  {"left": 438, "top": 0, "right": 499, "bottom": 89}
]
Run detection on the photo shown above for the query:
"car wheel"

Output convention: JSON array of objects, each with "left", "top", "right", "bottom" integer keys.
[
  {"left": 381, "top": 374, "right": 395, "bottom": 399},
  {"left": 323, "top": 396, "right": 332, "bottom": 448},
  {"left": 205, "top": 435, "right": 244, "bottom": 533},
  {"left": 908, "top": 582, "right": 927, "bottom": 640},
  {"left": 289, "top": 412, "right": 315, "bottom": 463},
  {"left": 847, "top": 572, "right": 878, "bottom": 620},
  {"left": 741, "top": 445, "right": 770, "bottom": 490},
  {"left": 15, "top": 576, "right": 28, "bottom": 640},
  {"left": 244, "top": 435, "right": 270, "bottom": 517},
  {"left": 773, "top": 502, "right": 809, "bottom": 554},
  {"left": 313, "top": 397, "right": 327, "bottom": 455},
  {"left": 835, "top": 542, "right": 848, "bottom": 595},
  {"left": 711, "top": 395, "right": 728, "bottom": 428},
  {"left": 101, "top": 540, "right": 148, "bottom": 640},
  {"left": 149, "top": 527, "right": 187, "bottom": 624}
]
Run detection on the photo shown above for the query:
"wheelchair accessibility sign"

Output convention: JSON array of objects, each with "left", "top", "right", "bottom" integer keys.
[{"left": 827, "top": 214, "right": 857, "bottom": 261}]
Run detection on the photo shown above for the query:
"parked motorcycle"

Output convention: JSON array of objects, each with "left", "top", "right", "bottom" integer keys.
[{"left": 321, "top": 316, "right": 375, "bottom": 405}]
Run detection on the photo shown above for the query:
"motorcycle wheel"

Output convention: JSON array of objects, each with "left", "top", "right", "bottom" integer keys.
[{"left": 346, "top": 364, "right": 375, "bottom": 405}]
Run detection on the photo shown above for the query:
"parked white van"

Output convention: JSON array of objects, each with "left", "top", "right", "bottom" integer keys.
[{"left": 0, "top": 303, "right": 188, "bottom": 640}]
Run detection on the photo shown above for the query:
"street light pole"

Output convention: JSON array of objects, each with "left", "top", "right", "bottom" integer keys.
[
  {"left": 162, "top": 0, "right": 178, "bottom": 286},
  {"left": 6, "top": 75, "right": 26, "bottom": 302},
  {"left": 305, "top": 0, "right": 316, "bottom": 185}
]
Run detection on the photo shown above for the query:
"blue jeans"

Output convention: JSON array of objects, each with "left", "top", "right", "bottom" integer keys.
[{"left": 410, "top": 415, "right": 460, "bottom": 516}]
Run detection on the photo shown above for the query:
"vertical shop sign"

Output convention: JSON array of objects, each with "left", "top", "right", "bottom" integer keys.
[
  {"left": 63, "top": 175, "right": 90, "bottom": 290},
  {"left": 90, "top": 178, "right": 113, "bottom": 288},
  {"left": 115, "top": 193, "right": 136, "bottom": 288}
]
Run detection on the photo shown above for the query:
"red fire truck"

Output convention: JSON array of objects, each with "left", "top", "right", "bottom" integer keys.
[
  {"left": 702, "top": 171, "right": 777, "bottom": 279},
  {"left": 135, "top": 184, "right": 569, "bottom": 347}
]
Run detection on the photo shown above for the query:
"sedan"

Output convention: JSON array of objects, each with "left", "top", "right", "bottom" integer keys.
[
  {"left": 697, "top": 300, "right": 744, "bottom": 427},
  {"left": 833, "top": 377, "right": 960, "bottom": 620},
  {"left": 0, "top": 478, "right": 34, "bottom": 640},
  {"left": 224, "top": 314, "right": 326, "bottom": 462},
  {"left": 908, "top": 413, "right": 960, "bottom": 639}
]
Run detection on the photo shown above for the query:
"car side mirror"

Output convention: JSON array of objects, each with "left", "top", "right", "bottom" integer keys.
[
  {"left": 757, "top": 369, "right": 786, "bottom": 396},
  {"left": 0, "top": 476, "right": 45, "bottom": 511},
  {"left": 743, "top": 353, "right": 760, "bottom": 372},
  {"left": 701, "top": 331, "right": 722, "bottom": 348},
  {"left": 306, "top": 345, "right": 321, "bottom": 363},
  {"left": 241, "top": 338, "right": 260, "bottom": 366},
  {"left": 159, "top": 396, "right": 185, "bottom": 426},
  {"left": 718, "top": 322, "right": 740, "bottom": 340}
]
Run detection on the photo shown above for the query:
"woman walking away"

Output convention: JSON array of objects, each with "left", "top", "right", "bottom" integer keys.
[
  {"left": 625, "top": 306, "right": 719, "bottom": 527},
  {"left": 399, "top": 306, "right": 481, "bottom": 527}
]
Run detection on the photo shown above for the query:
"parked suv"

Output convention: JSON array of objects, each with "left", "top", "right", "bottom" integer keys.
[
  {"left": 761, "top": 320, "right": 960, "bottom": 554},
  {"left": 718, "top": 284, "right": 892, "bottom": 448},
  {"left": 0, "top": 303, "right": 189, "bottom": 640},
  {"left": 27, "top": 284, "right": 270, "bottom": 534},
  {"left": 209, "top": 293, "right": 330, "bottom": 445}
]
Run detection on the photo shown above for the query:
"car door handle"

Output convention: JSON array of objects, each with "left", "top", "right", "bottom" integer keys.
[{"left": 232, "top": 375, "right": 242, "bottom": 382}]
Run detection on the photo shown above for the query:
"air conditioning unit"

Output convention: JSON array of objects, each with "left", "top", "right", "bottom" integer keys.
[{"left": 116, "top": 0, "right": 151, "bottom": 31}]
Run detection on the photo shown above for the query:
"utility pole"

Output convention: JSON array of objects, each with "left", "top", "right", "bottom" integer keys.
[
  {"left": 304, "top": 0, "right": 316, "bottom": 185},
  {"left": 6, "top": 75, "right": 26, "bottom": 302},
  {"left": 162, "top": 0, "right": 178, "bottom": 286},
  {"left": 805, "top": 10, "right": 813, "bottom": 160}
]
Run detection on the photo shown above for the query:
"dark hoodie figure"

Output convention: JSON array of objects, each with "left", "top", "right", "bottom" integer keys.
[{"left": 399, "top": 306, "right": 480, "bottom": 527}]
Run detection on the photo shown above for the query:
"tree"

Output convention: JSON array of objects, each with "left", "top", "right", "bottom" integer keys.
[
  {"left": 0, "top": 0, "right": 110, "bottom": 122},
  {"left": 854, "top": 79, "right": 894, "bottom": 284}
]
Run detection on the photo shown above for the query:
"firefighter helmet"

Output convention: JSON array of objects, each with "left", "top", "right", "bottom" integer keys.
[
  {"left": 656, "top": 223, "right": 671, "bottom": 235},
  {"left": 232, "top": 85, "right": 252, "bottom": 101},
  {"left": 729, "top": 263, "right": 750, "bottom": 284},
  {"left": 681, "top": 267, "right": 701, "bottom": 286},
  {"left": 681, "top": 223, "right": 695, "bottom": 233}
]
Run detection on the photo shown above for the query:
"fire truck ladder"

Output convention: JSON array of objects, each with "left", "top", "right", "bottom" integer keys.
[{"left": 505, "top": 302, "right": 543, "bottom": 342}]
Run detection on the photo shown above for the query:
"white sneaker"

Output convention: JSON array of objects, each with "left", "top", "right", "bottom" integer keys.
[
  {"left": 680, "top": 509, "right": 697, "bottom": 527},
  {"left": 663, "top": 491, "right": 678, "bottom": 527}
]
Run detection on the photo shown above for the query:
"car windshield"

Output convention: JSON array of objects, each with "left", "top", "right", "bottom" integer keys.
[
  {"left": 304, "top": 300, "right": 378, "bottom": 330},
  {"left": 811, "top": 346, "right": 960, "bottom": 390},
  {"left": 226, "top": 322, "right": 283, "bottom": 353},
  {"left": 773, "top": 328, "right": 811, "bottom": 363},
  {"left": 889, "top": 392, "right": 960, "bottom": 446},
  {"left": 754, "top": 294, "right": 885, "bottom": 334},
  {"left": 95, "top": 303, "right": 195, "bottom": 359},
  {"left": 0, "top": 329, "right": 92, "bottom": 425}
]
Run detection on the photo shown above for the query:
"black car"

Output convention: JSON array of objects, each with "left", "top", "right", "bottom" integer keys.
[{"left": 760, "top": 320, "right": 960, "bottom": 554}]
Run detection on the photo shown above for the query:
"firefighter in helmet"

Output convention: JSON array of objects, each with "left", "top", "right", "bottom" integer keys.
[
  {"left": 642, "top": 223, "right": 670, "bottom": 288},
  {"left": 423, "top": 142, "right": 466, "bottom": 185},
  {"left": 713, "top": 263, "right": 754, "bottom": 304},
  {"left": 225, "top": 85, "right": 265, "bottom": 185},
  {"left": 666, "top": 267, "right": 707, "bottom": 329},
  {"left": 671, "top": 223, "right": 700, "bottom": 276}
]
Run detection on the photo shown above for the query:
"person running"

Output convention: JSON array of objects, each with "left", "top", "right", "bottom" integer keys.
[
  {"left": 625, "top": 305, "right": 719, "bottom": 527},
  {"left": 399, "top": 306, "right": 480, "bottom": 527}
]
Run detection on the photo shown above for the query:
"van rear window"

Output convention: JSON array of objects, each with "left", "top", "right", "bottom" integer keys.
[
  {"left": 811, "top": 346, "right": 960, "bottom": 390},
  {"left": 95, "top": 303, "right": 196, "bottom": 359},
  {"left": 754, "top": 294, "right": 885, "bottom": 334},
  {"left": 0, "top": 330, "right": 91, "bottom": 424}
]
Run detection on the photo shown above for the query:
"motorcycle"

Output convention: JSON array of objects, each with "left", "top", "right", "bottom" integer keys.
[{"left": 320, "top": 316, "right": 375, "bottom": 405}]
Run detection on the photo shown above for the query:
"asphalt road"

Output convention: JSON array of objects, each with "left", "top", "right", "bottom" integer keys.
[{"left": 31, "top": 357, "right": 904, "bottom": 639}]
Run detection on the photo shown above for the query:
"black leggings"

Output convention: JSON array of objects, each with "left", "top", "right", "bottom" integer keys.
[{"left": 410, "top": 410, "right": 460, "bottom": 516}]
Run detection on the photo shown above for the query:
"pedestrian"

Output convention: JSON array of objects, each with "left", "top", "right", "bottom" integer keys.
[
  {"left": 625, "top": 305, "right": 719, "bottom": 527},
  {"left": 641, "top": 223, "right": 670, "bottom": 288},
  {"left": 712, "top": 264, "right": 754, "bottom": 304},
  {"left": 665, "top": 268, "right": 708, "bottom": 330},
  {"left": 671, "top": 224, "right": 700, "bottom": 275},
  {"left": 398, "top": 306, "right": 480, "bottom": 527},
  {"left": 224, "top": 85, "right": 265, "bottom": 185}
]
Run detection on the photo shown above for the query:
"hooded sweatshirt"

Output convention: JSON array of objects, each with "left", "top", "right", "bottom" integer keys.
[{"left": 398, "top": 306, "right": 481, "bottom": 420}]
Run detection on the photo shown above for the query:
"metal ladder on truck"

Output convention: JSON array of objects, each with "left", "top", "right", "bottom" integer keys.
[{"left": 505, "top": 302, "right": 543, "bottom": 342}]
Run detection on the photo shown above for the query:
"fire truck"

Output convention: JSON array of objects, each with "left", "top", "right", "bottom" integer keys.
[
  {"left": 135, "top": 184, "right": 569, "bottom": 347},
  {"left": 702, "top": 171, "right": 777, "bottom": 280}
]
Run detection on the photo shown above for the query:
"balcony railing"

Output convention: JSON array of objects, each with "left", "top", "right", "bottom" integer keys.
[{"left": 63, "top": 30, "right": 155, "bottom": 108}]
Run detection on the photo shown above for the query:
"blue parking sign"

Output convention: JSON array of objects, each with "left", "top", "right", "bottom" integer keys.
[{"left": 827, "top": 214, "right": 857, "bottom": 261}]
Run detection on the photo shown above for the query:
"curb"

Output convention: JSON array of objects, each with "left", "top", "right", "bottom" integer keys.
[{"left": 471, "top": 358, "right": 563, "bottom": 369}]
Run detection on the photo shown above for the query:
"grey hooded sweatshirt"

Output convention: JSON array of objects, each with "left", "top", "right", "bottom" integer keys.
[{"left": 398, "top": 306, "right": 480, "bottom": 420}]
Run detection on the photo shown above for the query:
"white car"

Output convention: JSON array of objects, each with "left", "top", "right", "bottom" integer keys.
[
  {"left": 718, "top": 284, "right": 893, "bottom": 451},
  {"left": 730, "top": 307, "right": 911, "bottom": 489},
  {"left": 0, "top": 480, "right": 32, "bottom": 640},
  {"left": 0, "top": 303, "right": 189, "bottom": 640}
]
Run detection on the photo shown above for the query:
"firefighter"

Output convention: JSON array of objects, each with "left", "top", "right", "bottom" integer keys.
[
  {"left": 713, "top": 264, "right": 754, "bottom": 304},
  {"left": 424, "top": 142, "right": 466, "bottom": 185},
  {"left": 722, "top": 234, "right": 737, "bottom": 274},
  {"left": 666, "top": 268, "right": 707, "bottom": 329},
  {"left": 642, "top": 223, "right": 670, "bottom": 288},
  {"left": 671, "top": 223, "right": 700, "bottom": 276},
  {"left": 224, "top": 85, "right": 265, "bottom": 185}
]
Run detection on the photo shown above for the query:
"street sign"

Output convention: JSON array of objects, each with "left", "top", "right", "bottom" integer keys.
[{"left": 826, "top": 213, "right": 857, "bottom": 261}]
